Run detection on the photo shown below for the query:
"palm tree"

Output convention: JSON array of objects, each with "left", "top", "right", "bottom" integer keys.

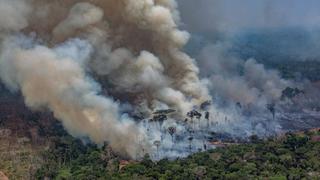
[
  {"left": 153, "top": 140, "right": 161, "bottom": 158},
  {"left": 168, "top": 127, "right": 176, "bottom": 142},
  {"left": 188, "top": 136, "right": 193, "bottom": 152}
]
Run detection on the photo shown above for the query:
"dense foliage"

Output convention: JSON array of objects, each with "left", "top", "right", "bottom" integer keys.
[{"left": 35, "top": 130, "right": 320, "bottom": 180}]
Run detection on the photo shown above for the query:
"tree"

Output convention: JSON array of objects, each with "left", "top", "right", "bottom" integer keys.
[{"left": 168, "top": 127, "right": 176, "bottom": 142}]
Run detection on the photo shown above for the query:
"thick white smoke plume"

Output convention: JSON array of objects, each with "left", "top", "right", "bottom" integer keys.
[
  {"left": 0, "top": 0, "right": 317, "bottom": 160},
  {"left": 0, "top": 36, "right": 147, "bottom": 158},
  {"left": 0, "top": 0, "right": 211, "bottom": 159},
  {"left": 0, "top": 0, "right": 31, "bottom": 32},
  {"left": 52, "top": 2, "right": 104, "bottom": 42}
]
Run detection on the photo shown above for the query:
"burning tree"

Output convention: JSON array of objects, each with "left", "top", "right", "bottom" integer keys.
[
  {"left": 168, "top": 127, "right": 177, "bottom": 142},
  {"left": 153, "top": 140, "right": 161, "bottom": 157},
  {"left": 153, "top": 141, "right": 161, "bottom": 151},
  {"left": 267, "top": 103, "right": 276, "bottom": 120},
  {"left": 188, "top": 136, "right": 194, "bottom": 152},
  {"left": 205, "top": 111, "right": 210, "bottom": 129}
]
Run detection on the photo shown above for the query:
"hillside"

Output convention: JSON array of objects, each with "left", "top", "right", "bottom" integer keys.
[
  {"left": 0, "top": 84, "right": 320, "bottom": 179},
  {"left": 0, "top": 85, "right": 69, "bottom": 179},
  {"left": 0, "top": 83, "right": 320, "bottom": 179},
  {"left": 34, "top": 130, "right": 320, "bottom": 179},
  {"left": 30, "top": 129, "right": 320, "bottom": 179}
]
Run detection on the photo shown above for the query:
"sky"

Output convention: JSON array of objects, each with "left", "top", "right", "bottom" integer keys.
[{"left": 177, "top": 0, "right": 320, "bottom": 33}]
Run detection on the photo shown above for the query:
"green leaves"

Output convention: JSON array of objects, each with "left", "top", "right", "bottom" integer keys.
[{"left": 35, "top": 130, "right": 320, "bottom": 180}]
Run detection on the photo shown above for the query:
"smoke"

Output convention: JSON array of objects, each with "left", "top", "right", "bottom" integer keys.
[
  {"left": 191, "top": 33, "right": 320, "bottom": 140},
  {"left": 179, "top": 0, "right": 320, "bottom": 62},
  {"left": 0, "top": 0, "right": 318, "bottom": 160},
  {"left": 0, "top": 36, "right": 150, "bottom": 158},
  {"left": 199, "top": 42, "right": 289, "bottom": 107},
  {"left": 52, "top": 2, "right": 104, "bottom": 42},
  {"left": 0, "top": 0, "right": 211, "bottom": 159},
  {"left": 177, "top": 0, "right": 320, "bottom": 115},
  {"left": 178, "top": 0, "right": 320, "bottom": 33},
  {"left": 0, "top": 0, "right": 31, "bottom": 32}
]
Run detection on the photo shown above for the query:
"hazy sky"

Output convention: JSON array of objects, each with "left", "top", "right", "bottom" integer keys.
[{"left": 177, "top": 0, "right": 320, "bottom": 33}]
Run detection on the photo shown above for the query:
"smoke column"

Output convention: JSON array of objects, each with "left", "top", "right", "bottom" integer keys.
[
  {"left": 0, "top": 36, "right": 149, "bottom": 158},
  {"left": 1, "top": 0, "right": 318, "bottom": 160},
  {"left": 0, "top": 0, "right": 212, "bottom": 159},
  {"left": 178, "top": 0, "right": 320, "bottom": 139}
]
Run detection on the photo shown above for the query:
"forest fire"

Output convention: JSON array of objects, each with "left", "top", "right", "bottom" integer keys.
[{"left": 0, "top": 0, "right": 319, "bottom": 161}]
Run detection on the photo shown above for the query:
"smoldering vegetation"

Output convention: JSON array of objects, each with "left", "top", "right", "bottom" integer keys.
[
  {"left": 0, "top": 0, "right": 210, "bottom": 159},
  {"left": 180, "top": 0, "right": 320, "bottom": 147},
  {"left": 0, "top": 0, "right": 319, "bottom": 160}
]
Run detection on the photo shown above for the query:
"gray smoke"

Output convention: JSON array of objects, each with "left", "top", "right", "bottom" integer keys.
[
  {"left": 0, "top": 0, "right": 31, "bottom": 32},
  {"left": 0, "top": 35, "right": 150, "bottom": 158},
  {"left": 198, "top": 42, "right": 290, "bottom": 107},
  {"left": 0, "top": 0, "right": 318, "bottom": 160},
  {"left": 0, "top": 0, "right": 212, "bottom": 159},
  {"left": 178, "top": 0, "right": 320, "bottom": 33}
]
